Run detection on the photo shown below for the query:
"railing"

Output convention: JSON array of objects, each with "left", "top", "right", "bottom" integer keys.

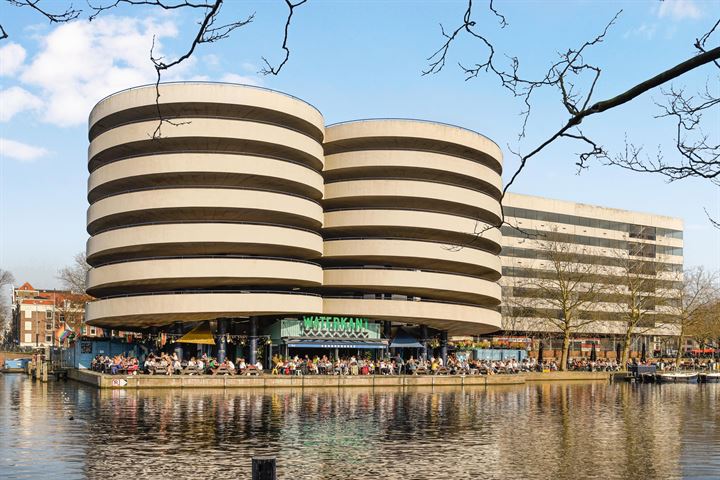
[
  {"left": 92, "top": 254, "right": 322, "bottom": 268},
  {"left": 93, "top": 289, "right": 323, "bottom": 301},
  {"left": 91, "top": 114, "right": 320, "bottom": 143},
  {"left": 90, "top": 184, "right": 323, "bottom": 205},
  {"left": 90, "top": 147, "right": 323, "bottom": 174},
  {"left": 325, "top": 117, "right": 501, "bottom": 149},
  {"left": 324, "top": 205, "right": 502, "bottom": 227},
  {"left": 92, "top": 81, "right": 324, "bottom": 116},
  {"left": 324, "top": 175, "right": 501, "bottom": 198},
  {"left": 323, "top": 236, "right": 500, "bottom": 255},
  {"left": 91, "top": 219, "right": 322, "bottom": 236},
  {"left": 322, "top": 265, "right": 498, "bottom": 281},
  {"left": 322, "top": 294, "right": 500, "bottom": 310}
]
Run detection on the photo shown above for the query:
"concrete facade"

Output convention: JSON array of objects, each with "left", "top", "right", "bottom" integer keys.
[
  {"left": 500, "top": 192, "right": 683, "bottom": 351},
  {"left": 84, "top": 83, "right": 504, "bottom": 337}
]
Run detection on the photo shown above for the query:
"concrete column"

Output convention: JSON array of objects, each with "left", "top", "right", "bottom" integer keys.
[
  {"left": 440, "top": 330, "right": 448, "bottom": 365},
  {"left": 173, "top": 323, "right": 184, "bottom": 361},
  {"left": 249, "top": 317, "right": 258, "bottom": 365},
  {"left": 217, "top": 318, "right": 228, "bottom": 363},
  {"left": 383, "top": 321, "right": 392, "bottom": 358},
  {"left": 421, "top": 325, "right": 429, "bottom": 360}
]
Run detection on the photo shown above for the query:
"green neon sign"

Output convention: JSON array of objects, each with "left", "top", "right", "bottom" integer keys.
[
  {"left": 301, "top": 316, "right": 370, "bottom": 333},
  {"left": 300, "top": 315, "right": 371, "bottom": 338}
]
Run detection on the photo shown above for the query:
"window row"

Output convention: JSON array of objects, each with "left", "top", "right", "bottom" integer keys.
[
  {"left": 501, "top": 226, "right": 683, "bottom": 257},
  {"left": 501, "top": 247, "right": 684, "bottom": 272},
  {"left": 503, "top": 206, "right": 683, "bottom": 239}
]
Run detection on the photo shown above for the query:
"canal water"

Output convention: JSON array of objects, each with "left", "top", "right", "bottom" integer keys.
[{"left": 1, "top": 374, "right": 718, "bottom": 479}]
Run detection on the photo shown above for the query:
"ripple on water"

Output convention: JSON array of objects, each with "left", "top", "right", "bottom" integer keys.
[{"left": 1, "top": 376, "right": 718, "bottom": 480}]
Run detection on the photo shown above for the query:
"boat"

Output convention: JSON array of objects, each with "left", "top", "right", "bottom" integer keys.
[
  {"left": 700, "top": 373, "right": 720, "bottom": 383},
  {"left": 657, "top": 372, "right": 699, "bottom": 384}
]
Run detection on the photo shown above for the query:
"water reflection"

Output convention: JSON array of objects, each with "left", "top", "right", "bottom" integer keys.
[{"left": 1, "top": 375, "right": 717, "bottom": 479}]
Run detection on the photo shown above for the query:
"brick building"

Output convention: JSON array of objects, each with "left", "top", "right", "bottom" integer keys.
[{"left": 11, "top": 282, "right": 97, "bottom": 347}]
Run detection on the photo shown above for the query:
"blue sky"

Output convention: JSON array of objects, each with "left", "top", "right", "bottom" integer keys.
[{"left": 0, "top": 0, "right": 718, "bottom": 288}]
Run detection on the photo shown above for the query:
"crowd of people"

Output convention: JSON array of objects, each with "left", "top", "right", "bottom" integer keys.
[
  {"left": 566, "top": 358, "right": 621, "bottom": 372},
  {"left": 90, "top": 352, "right": 650, "bottom": 376},
  {"left": 269, "top": 354, "right": 553, "bottom": 376},
  {"left": 91, "top": 353, "right": 264, "bottom": 376}
]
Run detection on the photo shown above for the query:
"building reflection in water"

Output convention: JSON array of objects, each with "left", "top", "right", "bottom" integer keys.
[{"left": 1, "top": 375, "right": 718, "bottom": 480}]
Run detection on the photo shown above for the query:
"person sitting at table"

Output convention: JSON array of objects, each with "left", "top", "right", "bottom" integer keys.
[
  {"left": 226, "top": 358, "right": 236, "bottom": 375},
  {"left": 236, "top": 358, "right": 247, "bottom": 374},
  {"left": 110, "top": 356, "right": 124, "bottom": 375},
  {"left": 126, "top": 357, "right": 139, "bottom": 375},
  {"left": 186, "top": 357, "right": 197, "bottom": 374},
  {"left": 211, "top": 359, "right": 226, "bottom": 375},
  {"left": 207, "top": 357, "right": 219, "bottom": 374},
  {"left": 254, "top": 360, "right": 264, "bottom": 373},
  {"left": 196, "top": 357, "right": 205, "bottom": 374},
  {"left": 406, "top": 356, "right": 417, "bottom": 374}
]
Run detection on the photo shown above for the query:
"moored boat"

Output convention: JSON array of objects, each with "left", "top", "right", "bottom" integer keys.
[
  {"left": 700, "top": 373, "right": 720, "bottom": 383},
  {"left": 658, "top": 372, "right": 699, "bottom": 384}
]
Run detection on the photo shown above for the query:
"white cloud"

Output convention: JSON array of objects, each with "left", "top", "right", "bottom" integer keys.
[
  {"left": 624, "top": 23, "right": 658, "bottom": 40},
  {"left": 0, "top": 43, "right": 27, "bottom": 76},
  {"left": 203, "top": 54, "right": 220, "bottom": 67},
  {"left": 658, "top": 0, "right": 702, "bottom": 20},
  {"left": 20, "top": 16, "right": 181, "bottom": 127},
  {"left": 0, "top": 86, "right": 43, "bottom": 121},
  {"left": 219, "top": 73, "right": 261, "bottom": 86},
  {"left": 0, "top": 137, "right": 48, "bottom": 162}
]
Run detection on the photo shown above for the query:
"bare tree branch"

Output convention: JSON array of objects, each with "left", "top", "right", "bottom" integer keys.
[
  {"left": 260, "top": 0, "right": 308, "bottom": 75},
  {"left": 6, "top": 0, "right": 82, "bottom": 23},
  {"left": 87, "top": 0, "right": 213, "bottom": 21},
  {"left": 146, "top": 0, "right": 254, "bottom": 137}
]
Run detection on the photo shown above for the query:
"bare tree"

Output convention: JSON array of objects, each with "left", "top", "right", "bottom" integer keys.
[
  {"left": 505, "top": 229, "right": 607, "bottom": 370},
  {"left": 53, "top": 292, "right": 91, "bottom": 336},
  {"left": 57, "top": 252, "right": 91, "bottom": 295},
  {"left": 0, "top": 268, "right": 15, "bottom": 345},
  {"left": 606, "top": 254, "right": 674, "bottom": 369},
  {"left": 668, "top": 267, "right": 719, "bottom": 367},
  {"left": 425, "top": 1, "right": 720, "bottom": 224}
]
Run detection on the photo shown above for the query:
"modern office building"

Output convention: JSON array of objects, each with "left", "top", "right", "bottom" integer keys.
[
  {"left": 500, "top": 193, "right": 684, "bottom": 357},
  {"left": 84, "top": 83, "right": 504, "bottom": 362}
]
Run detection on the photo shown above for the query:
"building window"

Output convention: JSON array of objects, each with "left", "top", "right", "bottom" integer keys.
[
  {"left": 45, "top": 310, "right": 53, "bottom": 319},
  {"left": 45, "top": 335, "right": 52, "bottom": 343},
  {"left": 24, "top": 309, "right": 31, "bottom": 319},
  {"left": 24, "top": 321, "right": 32, "bottom": 331},
  {"left": 46, "top": 322, "right": 53, "bottom": 331},
  {"left": 24, "top": 333, "right": 32, "bottom": 344},
  {"left": 90, "top": 328, "right": 96, "bottom": 335}
]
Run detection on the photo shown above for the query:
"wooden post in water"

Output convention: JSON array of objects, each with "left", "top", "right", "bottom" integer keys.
[{"left": 252, "top": 456, "right": 276, "bottom": 480}]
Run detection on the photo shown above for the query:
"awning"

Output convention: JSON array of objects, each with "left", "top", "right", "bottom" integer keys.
[
  {"left": 177, "top": 322, "right": 216, "bottom": 345},
  {"left": 390, "top": 328, "right": 423, "bottom": 349},
  {"left": 287, "top": 339, "right": 387, "bottom": 349}
]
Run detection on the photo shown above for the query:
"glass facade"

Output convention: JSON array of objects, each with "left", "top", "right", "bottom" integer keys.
[
  {"left": 503, "top": 206, "right": 683, "bottom": 240},
  {"left": 501, "top": 226, "right": 683, "bottom": 257}
]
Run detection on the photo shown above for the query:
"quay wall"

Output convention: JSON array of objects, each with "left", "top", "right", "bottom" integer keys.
[{"left": 68, "top": 369, "right": 610, "bottom": 389}]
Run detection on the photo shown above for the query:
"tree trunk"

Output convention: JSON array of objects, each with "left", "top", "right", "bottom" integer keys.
[
  {"left": 620, "top": 328, "right": 633, "bottom": 371},
  {"left": 560, "top": 331, "right": 571, "bottom": 371},
  {"left": 674, "top": 334, "right": 683, "bottom": 369}
]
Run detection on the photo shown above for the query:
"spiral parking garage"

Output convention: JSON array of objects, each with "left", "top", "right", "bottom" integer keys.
[{"left": 84, "top": 83, "right": 503, "bottom": 363}]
